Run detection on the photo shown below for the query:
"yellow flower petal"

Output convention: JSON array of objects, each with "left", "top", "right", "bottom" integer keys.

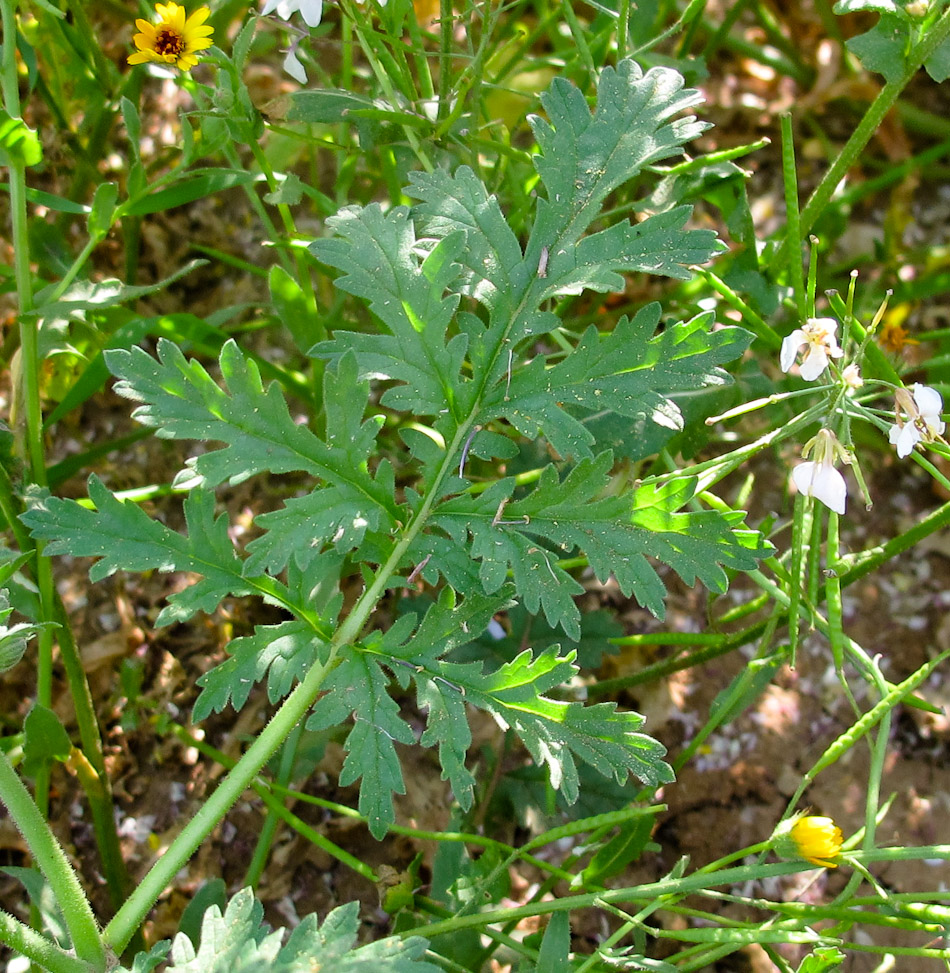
[
  {"left": 790, "top": 816, "right": 843, "bottom": 868},
  {"left": 128, "top": 1, "right": 214, "bottom": 72}
]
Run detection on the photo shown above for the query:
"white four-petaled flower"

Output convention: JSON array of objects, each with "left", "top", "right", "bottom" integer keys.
[
  {"left": 792, "top": 429, "right": 848, "bottom": 514},
  {"left": 780, "top": 317, "right": 844, "bottom": 382},
  {"left": 261, "top": 0, "right": 323, "bottom": 27},
  {"left": 888, "top": 384, "right": 945, "bottom": 458}
]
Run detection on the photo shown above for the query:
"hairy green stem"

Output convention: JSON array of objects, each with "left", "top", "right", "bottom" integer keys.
[
  {"left": 101, "top": 650, "right": 336, "bottom": 953},
  {"left": 2, "top": 0, "right": 54, "bottom": 827},
  {"left": 0, "top": 751, "right": 106, "bottom": 968},
  {"left": 0, "top": 910, "right": 94, "bottom": 973}
]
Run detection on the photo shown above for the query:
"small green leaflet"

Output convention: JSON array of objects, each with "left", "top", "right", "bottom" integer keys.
[
  {"left": 423, "top": 647, "right": 674, "bottom": 804},
  {"left": 0, "top": 110, "right": 42, "bottom": 167},
  {"left": 193, "top": 620, "right": 324, "bottom": 721},
  {"left": 310, "top": 207, "right": 470, "bottom": 417},
  {"left": 0, "top": 589, "right": 48, "bottom": 672},
  {"left": 307, "top": 647, "right": 416, "bottom": 838},
  {"left": 21, "top": 481, "right": 256, "bottom": 627},
  {"left": 115, "top": 890, "right": 440, "bottom": 973},
  {"left": 305, "top": 588, "right": 671, "bottom": 838},
  {"left": 483, "top": 304, "right": 751, "bottom": 461},
  {"left": 427, "top": 453, "right": 771, "bottom": 638},
  {"left": 833, "top": 0, "right": 950, "bottom": 82}
]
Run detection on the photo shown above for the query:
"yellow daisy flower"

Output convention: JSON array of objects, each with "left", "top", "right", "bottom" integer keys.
[
  {"left": 128, "top": 3, "right": 214, "bottom": 72},
  {"left": 789, "top": 815, "right": 843, "bottom": 868}
]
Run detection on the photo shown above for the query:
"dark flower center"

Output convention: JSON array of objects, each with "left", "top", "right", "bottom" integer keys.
[{"left": 154, "top": 28, "right": 185, "bottom": 56}]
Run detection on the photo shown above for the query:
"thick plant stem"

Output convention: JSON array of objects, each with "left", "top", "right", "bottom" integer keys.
[
  {"left": 103, "top": 389, "right": 476, "bottom": 950},
  {"left": 0, "top": 751, "right": 107, "bottom": 969},
  {"left": 0, "top": 5, "right": 55, "bottom": 801},
  {"left": 770, "top": 7, "right": 950, "bottom": 270},
  {"left": 101, "top": 652, "right": 337, "bottom": 954}
]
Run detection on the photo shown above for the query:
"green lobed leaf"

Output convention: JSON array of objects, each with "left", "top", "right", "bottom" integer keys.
[
  {"left": 434, "top": 647, "right": 674, "bottom": 801},
  {"left": 106, "top": 342, "right": 398, "bottom": 540},
  {"left": 841, "top": 12, "right": 909, "bottom": 81},
  {"left": 21, "top": 480, "right": 256, "bottom": 627},
  {"left": 526, "top": 61, "right": 710, "bottom": 259},
  {"left": 310, "top": 207, "right": 470, "bottom": 417},
  {"left": 428, "top": 453, "right": 771, "bottom": 635},
  {"left": 120, "top": 888, "right": 440, "bottom": 973},
  {"left": 483, "top": 305, "right": 751, "bottom": 460},
  {"left": 346, "top": 598, "right": 671, "bottom": 827},
  {"left": 306, "top": 649, "right": 416, "bottom": 839},
  {"left": 193, "top": 620, "right": 325, "bottom": 721}
]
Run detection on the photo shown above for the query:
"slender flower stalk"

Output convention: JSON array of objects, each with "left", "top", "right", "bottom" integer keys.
[{"left": 128, "top": 2, "right": 214, "bottom": 71}]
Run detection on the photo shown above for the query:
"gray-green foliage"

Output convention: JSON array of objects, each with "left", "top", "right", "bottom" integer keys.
[
  {"left": 22, "top": 61, "right": 769, "bottom": 851},
  {"left": 115, "top": 890, "right": 440, "bottom": 973}
]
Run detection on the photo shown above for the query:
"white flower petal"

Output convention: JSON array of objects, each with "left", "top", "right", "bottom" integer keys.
[
  {"left": 792, "top": 458, "right": 846, "bottom": 514},
  {"left": 888, "top": 423, "right": 902, "bottom": 447},
  {"left": 799, "top": 347, "right": 829, "bottom": 381},
  {"left": 780, "top": 331, "right": 804, "bottom": 373},
  {"left": 300, "top": 0, "right": 323, "bottom": 26},
  {"left": 815, "top": 465, "right": 847, "bottom": 514},
  {"left": 261, "top": 0, "right": 323, "bottom": 25},
  {"left": 913, "top": 383, "right": 943, "bottom": 417},
  {"left": 792, "top": 461, "right": 818, "bottom": 496},
  {"left": 282, "top": 47, "right": 307, "bottom": 82},
  {"left": 896, "top": 422, "right": 921, "bottom": 458}
]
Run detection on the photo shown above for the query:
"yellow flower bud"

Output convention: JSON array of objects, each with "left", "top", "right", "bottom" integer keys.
[{"left": 773, "top": 814, "right": 843, "bottom": 868}]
